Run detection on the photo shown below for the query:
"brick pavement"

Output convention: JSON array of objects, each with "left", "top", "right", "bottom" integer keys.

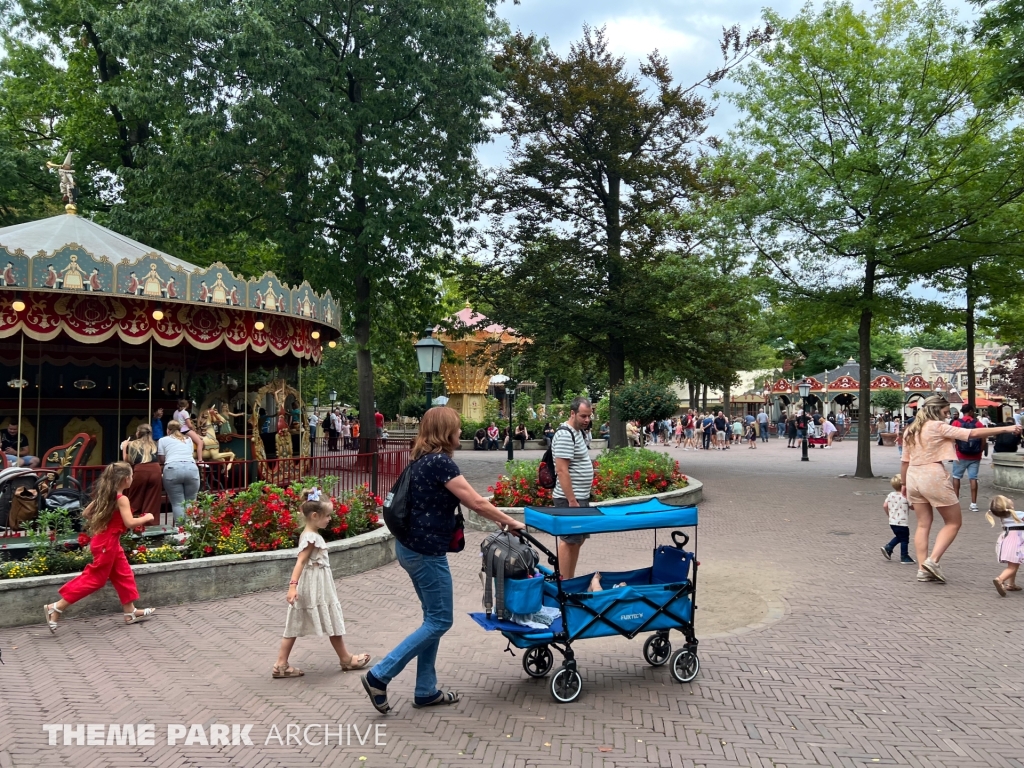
[{"left": 2, "top": 437, "right": 1024, "bottom": 767}]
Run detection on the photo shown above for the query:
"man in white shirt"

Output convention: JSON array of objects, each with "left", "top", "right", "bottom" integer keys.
[{"left": 552, "top": 397, "right": 595, "bottom": 579}]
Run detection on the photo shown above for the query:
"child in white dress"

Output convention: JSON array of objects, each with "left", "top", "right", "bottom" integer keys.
[{"left": 272, "top": 491, "right": 372, "bottom": 678}]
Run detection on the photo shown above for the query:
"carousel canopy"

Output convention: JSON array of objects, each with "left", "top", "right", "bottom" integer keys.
[{"left": 0, "top": 212, "right": 340, "bottom": 366}]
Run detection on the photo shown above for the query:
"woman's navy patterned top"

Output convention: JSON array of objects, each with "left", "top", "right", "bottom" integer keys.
[{"left": 402, "top": 452, "right": 461, "bottom": 556}]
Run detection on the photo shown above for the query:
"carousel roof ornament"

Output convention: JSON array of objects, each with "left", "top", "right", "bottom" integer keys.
[{"left": 46, "top": 151, "right": 79, "bottom": 214}]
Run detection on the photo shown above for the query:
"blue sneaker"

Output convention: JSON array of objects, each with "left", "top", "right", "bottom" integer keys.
[
  {"left": 880, "top": 546, "right": 892, "bottom": 561},
  {"left": 900, "top": 556, "right": 915, "bottom": 564}
]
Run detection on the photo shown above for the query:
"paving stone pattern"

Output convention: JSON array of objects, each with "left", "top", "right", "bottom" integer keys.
[{"left": 2, "top": 438, "right": 1024, "bottom": 767}]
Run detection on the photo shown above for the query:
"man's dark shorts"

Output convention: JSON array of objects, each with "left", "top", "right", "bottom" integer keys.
[{"left": 552, "top": 497, "right": 591, "bottom": 545}]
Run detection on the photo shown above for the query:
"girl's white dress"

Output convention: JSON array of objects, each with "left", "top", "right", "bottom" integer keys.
[{"left": 283, "top": 531, "right": 346, "bottom": 638}]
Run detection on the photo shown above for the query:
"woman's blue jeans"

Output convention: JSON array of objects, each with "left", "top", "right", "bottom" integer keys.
[{"left": 370, "top": 541, "right": 453, "bottom": 698}]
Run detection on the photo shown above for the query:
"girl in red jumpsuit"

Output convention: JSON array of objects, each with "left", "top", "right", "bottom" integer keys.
[{"left": 43, "top": 462, "right": 157, "bottom": 632}]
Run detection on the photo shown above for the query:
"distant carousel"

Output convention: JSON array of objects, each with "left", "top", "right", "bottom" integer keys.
[{"left": 0, "top": 154, "right": 341, "bottom": 480}]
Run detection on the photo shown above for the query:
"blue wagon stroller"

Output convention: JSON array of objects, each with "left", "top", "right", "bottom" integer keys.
[{"left": 470, "top": 498, "right": 699, "bottom": 703}]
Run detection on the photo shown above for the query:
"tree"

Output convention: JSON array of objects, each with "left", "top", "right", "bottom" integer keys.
[
  {"left": 612, "top": 379, "right": 679, "bottom": 426},
  {"left": 465, "top": 24, "right": 769, "bottom": 448},
  {"left": 871, "top": 389, "right": 905, "bottom": 414},
  {"left": 722, "top": 0, "right": 1024, "bottom": 477}
]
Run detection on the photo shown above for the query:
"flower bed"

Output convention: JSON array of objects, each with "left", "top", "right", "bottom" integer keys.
[
  {"left": 489, "top": 448, "right": 688, "bottom": 506},
  {"left": 0, "top": 477, "right": 382, "bottom": 581}
]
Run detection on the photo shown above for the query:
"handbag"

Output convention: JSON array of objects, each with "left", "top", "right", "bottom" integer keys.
[{"left": 448, "top": 508, "right": 465, "bottom": 553}]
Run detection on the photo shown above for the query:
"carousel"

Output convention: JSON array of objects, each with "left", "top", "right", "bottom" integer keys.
[
  {"left": 437, "top": 305, "right": 519, "bottom": 422},
  {"left": 0, "top": 155, "right": 340, "bottom": 479},
  {"left": 765, "top": 358, "right": 961, "bottom": 420}
]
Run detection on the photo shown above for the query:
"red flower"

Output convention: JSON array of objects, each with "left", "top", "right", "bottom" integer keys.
[
  {"left": 48, "top": 532, "right": 56, "bottom": 542},
  {"left": 339, "top": 504, "right": 350, "bottom": 515},
  {"left": 220, "top": 525, "right": 231, "bottom": 537},
  {"left": 340, "top": 522, "right": 348, "bottom": 532},
  {"left": 137, "top": 545, "right": 147, "bottom": 553},
  {"left": 633, "top": 470, "right": 641, "bottom": 480},
  {"left": 204, "top": 545, "right": 213, "bottom": 554},
  {"left": 77, "top": 533, "right": 90, "bottom": 546}
]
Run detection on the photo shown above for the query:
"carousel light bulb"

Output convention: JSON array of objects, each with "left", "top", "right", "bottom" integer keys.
[
  {"left": 12, "top": 300, "right": 25, "bottom": 312},
  {"left": 254, "top": 320, "right": 265, "bottom": 331},
  {"left": 152, "top": 309, "right": 164, "bottom": 321},
  {"left": 311, "top": 330, "right": 321, "bottom": 340},
  {"left": 328, "top": 340, "right": 337, "bottom": 348}
]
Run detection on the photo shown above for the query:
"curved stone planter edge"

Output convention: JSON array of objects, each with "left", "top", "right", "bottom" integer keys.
[
  {"left": 0, "top": 526, "right": 395, "bottom": 629},
  {"left": 465, "top": 478, "right": 704, "bottom": 532}
]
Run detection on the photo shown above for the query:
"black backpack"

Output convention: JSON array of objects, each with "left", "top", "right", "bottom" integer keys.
[
  {"left": 538, "top": 425, "right": 575, "bottom": 489},
  {"left": 382, "top": 457, "right": 420, "bottom": 540},
  {"left": 955, "top": 417, "right": 983, "bottom": 455}
]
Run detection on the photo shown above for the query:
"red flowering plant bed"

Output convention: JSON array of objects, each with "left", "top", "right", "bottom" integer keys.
[
  {"left": 183, "top": 477, "right": 383, "bottom": 559},
  {"left": 489, "top": 448, "right": 688, "bottom": 507}
]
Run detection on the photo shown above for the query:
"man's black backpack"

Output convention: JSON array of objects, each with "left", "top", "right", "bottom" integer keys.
[
  {"left": 955, "top": 417, "right": 983, "bottom": 455},
  {"left": 480, "top": 530, "right": 540, "bottom": 619},
  {"left": 382, "top": 457, "right": 419, "bottom": 540},
  {"left": 538, "top": 425, "right": 574, "bottom": 490}
]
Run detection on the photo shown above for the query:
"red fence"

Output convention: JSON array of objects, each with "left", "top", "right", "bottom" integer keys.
[{"left": 71, "top": 444, "right": 410, "bottom": 501}]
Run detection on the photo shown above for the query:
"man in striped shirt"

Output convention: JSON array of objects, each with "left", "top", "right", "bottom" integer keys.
[{"left": 553, "top": 396, "right": 595, "bottom": 579}]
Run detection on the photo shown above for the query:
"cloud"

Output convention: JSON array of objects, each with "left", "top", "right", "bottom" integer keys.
[{"left": 601, "top": 16, "right": 701, "bottom": 60}]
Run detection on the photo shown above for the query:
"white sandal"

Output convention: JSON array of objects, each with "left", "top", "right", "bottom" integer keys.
[
  {"left": 124, "top": 608, "right": 156, "bottom": 624},
  {"left": 44, "top": 603, "right": 63, "bottom": 634}
]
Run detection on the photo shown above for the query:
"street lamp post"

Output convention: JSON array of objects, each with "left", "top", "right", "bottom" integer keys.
[
  {"left": 798, "top": 378, "right": 811, "bottom": 462},
  {"left": 414, "top": 327, "right": 445, "bottom": 414},
  {"left": 506, "top": 382, "right": 517, "bottom": 462}
]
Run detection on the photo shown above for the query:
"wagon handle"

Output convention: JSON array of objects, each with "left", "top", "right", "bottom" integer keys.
[
  {"left": 671, "top": 530, "right": 689, "bottom": 549},
  {"left": 512, "top": 527, "right": 557, "bottom": 563}
]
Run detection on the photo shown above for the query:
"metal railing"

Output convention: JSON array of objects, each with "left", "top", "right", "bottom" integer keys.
[{"left": 71, "top": 443, "right": 410, "bottom": 502}]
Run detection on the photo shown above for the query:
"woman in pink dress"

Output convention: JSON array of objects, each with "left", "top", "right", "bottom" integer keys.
[{"left": 900, "top": 396, "right": 1020, "bottom": 583}]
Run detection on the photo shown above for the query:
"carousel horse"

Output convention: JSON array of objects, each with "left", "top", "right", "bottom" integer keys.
[{"left": 198, "top": 406, "right": 238, "bottom": 472}]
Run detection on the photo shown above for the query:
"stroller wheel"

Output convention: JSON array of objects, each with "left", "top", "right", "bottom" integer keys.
[
  {"left": 550, "top": 666, "right": 583, "bottom": 703},
  {"left": 670, "top": 649, "right": 700, "bottom": 683},
  {"left": 643, "top": 633, "right": 672, "bottom": 666},
  {"left": 523, "top": 646, "right": 554, "bottom": 678}
]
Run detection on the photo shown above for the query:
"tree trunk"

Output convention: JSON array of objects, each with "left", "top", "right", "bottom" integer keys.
[
  {"left": 544, "top": 374, "right": 552, "bottom": 408},
  {"left": 354, "top": 268, "right": 376, "bottom": 453},
  {"left": 966, "top": 264, "right": 976, "bottom": 411},
  {"left": 855, "top": 261, "right": 877, "bottom": 478},
  {"left": 607, "top": 338, "right": 627, "bottom": 448},
  {"left": 605, "top": 172, "right": 627, "bottom": 449},
  {"left": 702, "top": 384, "right": 708, "bottom": 412},
  {"left": 723, "top": 384, "right": 731, "bottom": 419},
  {"left": 688, "top": 380, "right": 696, "bottom": 410}
]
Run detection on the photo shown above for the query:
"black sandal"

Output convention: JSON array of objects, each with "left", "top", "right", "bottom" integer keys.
[
  {"left": 361, "top": 673, "right": 391, "bottom": 714},
  {"left": 412, "top": 689, "right": 461, "bottom": 708}
]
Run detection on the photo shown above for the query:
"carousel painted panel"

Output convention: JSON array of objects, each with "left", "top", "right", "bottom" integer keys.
[
  {"left": 870, "top": 374, "right": 901, "bottom": 390},
  {"left": 905, "top": 374, "right": 931, "bottom": 391},
  {"left": 321, "top": 290, "right": 339, "bottom": 329},
  {"left": 115, "top": 255, "right": 186, "bottom": 301},
  {"left": 802, "top": 376, "right": 824, "bottom": 391},
  {"left": 292, "top": 282, "right": 321, "bottom": 321},
  {"left": 830, "top": 375, "right": 859, "bottom": 391},
  {"left": 189, "top": 263, "right": 246, "bottom": 307},
  {"left": 249, "top": 274, "right": 290, "bottom": 314},
  {"left": 771, "top": 378, "right": 793, "bottom": 394},
  {"left": 30, "top": 245, "right": 114, "bottom": 294},
  {"left": 0, "top": 247, "right": 30, "bottom": 288}
]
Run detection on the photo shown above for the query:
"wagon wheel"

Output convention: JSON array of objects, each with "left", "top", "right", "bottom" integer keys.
[
  {"left": 523, "top": 646, "right": 554, "bottom": 678},
  {"left": 642, "top": 633, "right": 672, "bottom": 667},
  {"left": 670, "top": 649, "right": 700, "bottom": 683},
  {"left": 550, "top": 666, "right": 583, "bottom": 703}
]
